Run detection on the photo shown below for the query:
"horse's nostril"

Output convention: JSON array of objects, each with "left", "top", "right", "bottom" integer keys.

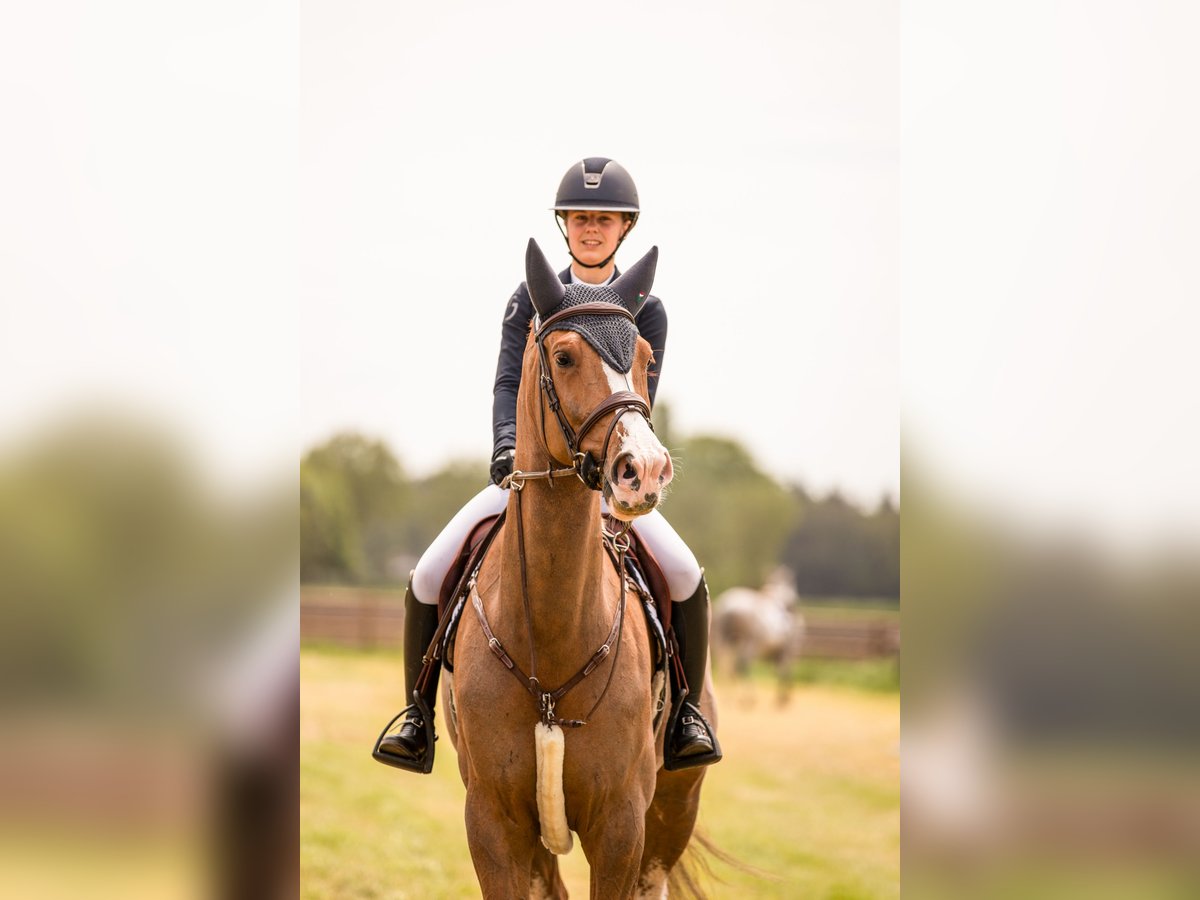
[
  {"left": 612, "top": 454, "right": 635, "bottom": 484},
  {"left": 644, "top": 492, "right": 658, "bottom": 504}
]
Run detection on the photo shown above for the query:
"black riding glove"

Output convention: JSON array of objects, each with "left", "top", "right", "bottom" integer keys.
[{"left": 490, "top": 448, "right": 515, "bottom": 486}]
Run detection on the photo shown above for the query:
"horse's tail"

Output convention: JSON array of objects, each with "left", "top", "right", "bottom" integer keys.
[
  {"left": 534, "top": 722, "right": 573, "bottom": 854},
  {"left": 667, "top": 829, "right": 775, "bottom": 899}
]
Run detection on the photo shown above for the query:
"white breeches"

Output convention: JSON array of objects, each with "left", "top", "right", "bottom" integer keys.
[
  {"left": 411, "top": 485, "right": 508, "bottom": 603},
  {"left": 411, "top": 483, "right": 702, "bottom": 605}
]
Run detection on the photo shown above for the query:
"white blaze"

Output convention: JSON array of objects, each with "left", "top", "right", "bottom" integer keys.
[{"left": 602, "top": 362, "right": 659, "bottom": 461}]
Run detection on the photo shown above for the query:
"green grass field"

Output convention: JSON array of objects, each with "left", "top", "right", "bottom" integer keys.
[{"left": 301, "top": 646, "right": 898, "bottom": 898}]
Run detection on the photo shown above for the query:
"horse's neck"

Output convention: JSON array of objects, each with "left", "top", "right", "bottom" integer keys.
[{"left": 502, "top": 478, "right": 609, "bottom": 642}]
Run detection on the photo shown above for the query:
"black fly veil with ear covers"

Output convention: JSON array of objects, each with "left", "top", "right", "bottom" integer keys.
[
  {"left": 524, "top": 238, "right": 659, "bottom": 376},
  {"left": 541, "top": 283, "right": 641, "bottom": 374},
  {"left": 524, "top": 238, "right": 659, "bottom": 377}
]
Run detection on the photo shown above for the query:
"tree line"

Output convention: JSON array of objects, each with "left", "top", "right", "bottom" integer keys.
[{"left": 301, "top": 429, "right": 898, "bottom": 603}]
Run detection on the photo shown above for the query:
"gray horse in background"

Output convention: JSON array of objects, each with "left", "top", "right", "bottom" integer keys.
[{"left": 712, "top": 567, "right": 806, "bottom": 706}]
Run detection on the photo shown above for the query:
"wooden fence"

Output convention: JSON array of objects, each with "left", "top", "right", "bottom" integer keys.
[
  {"left": 301, "top": 586, "right": 407, "bottom": 651},
  {"left": 798, "top": 617, "right": 900, "bottom": 660},
  {"left": 301, "top": 586, "right": 899, "bottom": 661}
]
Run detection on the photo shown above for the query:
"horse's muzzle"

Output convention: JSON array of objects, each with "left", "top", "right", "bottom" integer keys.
[{"left": 605, "top": 446, "right": 673, "bottom": 518}]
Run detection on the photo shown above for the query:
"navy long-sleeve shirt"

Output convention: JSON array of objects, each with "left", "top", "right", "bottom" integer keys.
[{"left": 491, "top": 265, "right": 667, "bottom": 458}]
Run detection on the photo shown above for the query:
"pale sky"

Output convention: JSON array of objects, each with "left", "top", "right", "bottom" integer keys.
[
  {"left": 1, "top": 3, "right": 298, "bottom": 489},
  {"left": 1, "top": 2, "right": 897, "bottom": 506},
  {"left": 904, "top": 1, "right": 1200, "bottom": 548},
  {"left": 300, "top": 0, "right": 900, "bottom": 508},
  {"left": 14, "top": 3, "right": 1195, "bottom": 547}
]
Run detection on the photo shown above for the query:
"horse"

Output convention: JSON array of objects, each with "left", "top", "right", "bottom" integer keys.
[
  {"left": 442, "top": 239, "right": 718, "bottom": 898},
  {"left": 712, "top": 567, "right": 806, "bottom": 706}
]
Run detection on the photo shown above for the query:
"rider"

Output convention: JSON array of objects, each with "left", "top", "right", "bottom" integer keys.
[{"left": 378, "top": 157, "right": 719, "bottom": 772}]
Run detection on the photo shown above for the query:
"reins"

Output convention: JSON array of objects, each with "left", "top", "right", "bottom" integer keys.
[{"left": 471, "top": 299, "right": 653, "bottom": 728}]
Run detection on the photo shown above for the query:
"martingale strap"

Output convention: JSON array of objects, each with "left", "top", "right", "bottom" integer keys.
[{"left": 470, "top": 485, "right": 632, "bottom": 729}]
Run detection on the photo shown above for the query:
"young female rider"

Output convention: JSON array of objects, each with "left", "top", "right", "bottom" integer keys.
[{"left": 378, "top": 157, "right": 718, "bottom": 772}]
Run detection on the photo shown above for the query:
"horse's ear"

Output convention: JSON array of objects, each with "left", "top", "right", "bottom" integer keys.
[
  {"left": 525, "top": 238, "right": 566, "bottom": 317},
  {"left": 609, "top": 246, "right": 658, "bottom": 313}
]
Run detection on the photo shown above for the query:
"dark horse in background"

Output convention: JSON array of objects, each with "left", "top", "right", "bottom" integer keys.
[{"left": 442, "top": 240, "right": 719, "bottom": 898}]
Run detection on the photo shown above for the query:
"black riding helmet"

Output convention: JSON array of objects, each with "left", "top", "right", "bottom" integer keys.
[{"left": 553, "top": 157, "right": 640, "bottom": 269}]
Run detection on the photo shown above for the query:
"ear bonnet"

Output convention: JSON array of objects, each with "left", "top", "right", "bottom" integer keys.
[{"left": 524, "top": 240, "right": 659, "bottom": 375}]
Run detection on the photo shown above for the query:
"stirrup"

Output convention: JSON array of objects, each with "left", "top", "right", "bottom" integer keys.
[
  {"left": 372, "top": 689, "right": 437, "bottom": 774},
  {"left": 663, "top": 699, "right": 723, "bottom": 772}
]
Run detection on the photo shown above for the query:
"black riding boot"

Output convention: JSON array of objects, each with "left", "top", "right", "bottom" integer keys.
[
  {"left": 665, "top": 573, "right": 723, "bottom": 771},
  {"left": 373, "top": 581, "right": 440, "bottom": 773}
]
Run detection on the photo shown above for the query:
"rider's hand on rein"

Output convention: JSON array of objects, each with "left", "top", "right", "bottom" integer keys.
[{"left": 490, "top": 448, "right": 515, "bottom": 486}]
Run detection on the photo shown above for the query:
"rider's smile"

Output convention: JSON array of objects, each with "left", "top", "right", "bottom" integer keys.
[{"left": 565, "top": 210, "right": 628, "bottom": 265}]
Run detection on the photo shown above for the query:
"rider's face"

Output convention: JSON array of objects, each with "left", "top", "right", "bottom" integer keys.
[{"left": 563, "top": 210, "right": 631, "bottom": 267}]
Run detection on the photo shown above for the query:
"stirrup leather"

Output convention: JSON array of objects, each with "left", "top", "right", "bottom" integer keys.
[{"left": 372, "top": 689, "right": 437, "bottom": 774}]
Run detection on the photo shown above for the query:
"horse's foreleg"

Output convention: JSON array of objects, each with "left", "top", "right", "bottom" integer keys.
[
  {"left": 578, "top": 802, "right": 647, "bottom": 900},
  {"left": 530, "top": 843, "right": 568, "bottom": 900},
  {"left": 777, "top": 656, "right": 794, "bottom": 707},
  {"left": 463, "top": 792, "right": 538, "bottom": 898}
]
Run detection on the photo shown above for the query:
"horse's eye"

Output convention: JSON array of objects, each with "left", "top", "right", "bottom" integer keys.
[
  {"left": 646, "top": 355, "right": 655, "bottom": 371},
  {"left": 554, "top": 352, "right": 573, "bottom": 368}
]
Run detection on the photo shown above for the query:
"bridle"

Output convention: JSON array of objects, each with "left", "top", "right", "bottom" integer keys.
[{"left": 509, "top": 300, "right": 653, "bottom": 493}]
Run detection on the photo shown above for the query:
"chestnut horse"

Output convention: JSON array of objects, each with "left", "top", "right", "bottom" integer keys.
[{"left": 443, "top": 240, "right": 717, "bottom": 898}]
